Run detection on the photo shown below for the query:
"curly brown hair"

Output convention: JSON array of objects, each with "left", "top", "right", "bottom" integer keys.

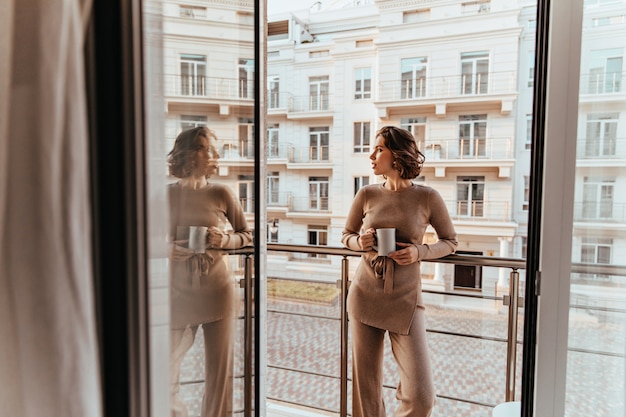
[
  {"left": 167, "top": 126, "right": 217, "bottom": 178},
  {"left": 376, "top": 125, "right": 425, "bottom": 179}
]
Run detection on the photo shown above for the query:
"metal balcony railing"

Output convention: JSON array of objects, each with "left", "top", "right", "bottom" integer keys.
[
  {"left": 573, "top": 202, "right": 626, "bottom": 223},
  {"left": 422, "top": 137, "right": 514, "bottom": 160},
  {"left": 579, "top": 71, "right": 625, "bottom": 95},
  {"left": 377, "top": 70, "right": 517, "bottom": 102},
  {"left": 444, "top": 200, "right": 511, "bottom": 222},
  {"left": 576, "top": 137, "right": 626, "bottom": 160},
  {"left": 165, "top": 74, "right": 255, "bottom": 100},
  {"left": 177, "top": 245, "right": 626, "bottom": 417}
]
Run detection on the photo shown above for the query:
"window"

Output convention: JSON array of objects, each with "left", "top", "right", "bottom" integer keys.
[
  {"left": 238, "top": 58, "right": 254, "bottom": 99},
  {"left": 354, "top": 176, "right": 369, "bottom": 195},
  {"left": 582, "top": 177, "right": 614, "bottom": 219},
  {"left": 180, "top": 115, "right": 207, "bottom": 130},
  {"left": 238, "top": 175, "right": 255, "bottom": 213},
  {"left": 459, "top": 114, "right": 487, "bottom": 157},
  {"left": 309, "top": 76, "right": 329, "bottom": 110},
  {"left": 268, "top": 172, "right": 280, "bottom": 205},
  {"left": 462, "top": 0, "right": 491, "bottom": 14},
  {"left": 354, "top": 67, "right": 371, "bottom": 99},
  {"left": 180, "top": 54, "right": 206, "bottom": 96},
  {"left": 309, "top": 127, "right": 330, "bottom": 161},
  {"left": 307, "top": 225, "right": 328, "bottom": 258},
  {"left": 401, "top": 57, "right": 427, "bottom": 98},
  {"left": 401, "top": 117, "right": 427, "bottom": 150},
  {"left": 526, "top": 114, "right": 533, "bottom": 150},
  {"left": 268, "top": 124, "right": 280, "bottom": 158},
  {"left": 585, "top": 113, "right": 617, "bottom": 157},
  {"left": 268, "top": 76, "right": 280, "bottom": 108},
  {"left": 461, "top": 51, "right": 489, "bottom": 94},
  {"left": 403, "top": 9, "right": 430, "bottom": 23},
  {"left": 587, "top": 48, "right": 623, "bottom": 93},
  {"left": 179, "top": 5, "right": 207, "bottom": 18},
  {"left": 528, "top": 50, "right": 535, "bottom": 87},
  {"left": 581, "top": 238, "right": 612, "bottom": 265},
  {"left": 353, "top": 122, "right": 371, "bottom": 153},
  {"left": 238, "top": 117, "right": 254, "bottom": 158},
  {"left": 523, "top": 176, "right": 530, "bottom": 210},
  {"left": 268, "top": 219, "right": 279, "bottom": 243},
  {"left": 457, "top": 176, "right": 485, "bottom": 217},
  {"left": 309, "top": 50, "right": 330, "bottom": 58},
  {"left": 309, "top": 176, "right": 329, "bottom": 211},
  {"left": 268, "top": 20, "right": 289, "bottom": 40}
]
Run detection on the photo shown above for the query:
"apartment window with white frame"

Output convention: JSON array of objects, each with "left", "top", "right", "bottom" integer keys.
[
  {"left": 580, "top": 237, "right": 613, "bottom": 280},
  {"left": 462, "top": 0, "right": 491, "bottom": 14},
  {"left": 457, "top": 176, "right": 485, "bottom": 217},
  {"left": 307, "top": 225, "right": 328, "bottom": 258},
  {"left": 354, "top": 176, "right": 369, "bottom": 195},
  {"left": 354, "top": 67, "right": 371, "bottom": 99},
  {"left": 180, "top": 54, "right": 206, "bottom": 96},
  {"left": 268, "top": 171, "right": 280, "bottom": 205},
  {"left": 309, "top": 176, "right": 329, "bottom": 211},
  {"left": 353, "top": 122, "right": 371, "bottom": 153},
  {"left": 528, "top": 50, "right": 535, "bottom": 87},
  {"left": 460, "top": 51, "right": 489, "bottom": 95},
  {"left": 587, "top": 48, "right": 623, "bottom": 94},
  {"left": 179, "top": 5, "right": 207, "bottom": 18},
  {"left": 238, "top": 118, "right": 254, "bottom": 158},
  {"left": 526, "top": 114, "right": 533, "bottom": 150},
  {"left": 401, "top": 117, "right": 427, "bottom": 151},
  {"left": 523, "top": 176, "right": 530, "bottom": 210},
  {"left": 582, "top": 177, "right": 614, "bottom": 220},
  {"left": 268, "top": 76, "right": 280, "bottom": 108},
  {"left": 238, "top": 58, "right": 254, "bottom": 99},
  {"left": 238, "top": 175, "right": 255, "bottom": 214},
  {"left": 268, "top": 219, "right": 279, "bottom": 243},
  {"left": 180, "top": 115, "right": 207, "bottom": 131},
  {"left": 309, "top": 76, "right": 330, "bottom": 110},
  {"left": 585, "top": 113, "right": 618, "bottom": 157},
  {"left": 401, "top": 57, "right": 427, "bottom": 99},
  {"left": 403, "top": 9, "right": 430, "bottom": 23},
  {"left": 459, "top": 114, "right": 487, "bottom": 157},
  {"left": 268, "top": 124, "right": 280, "bottom": 158},
  {"left": 309, "top": 127, "right": 330, "bottom": 161}
]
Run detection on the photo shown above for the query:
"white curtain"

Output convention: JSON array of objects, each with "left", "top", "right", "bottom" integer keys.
[{"left": 0, "top": 0, "right": 102, "bottom": 416}]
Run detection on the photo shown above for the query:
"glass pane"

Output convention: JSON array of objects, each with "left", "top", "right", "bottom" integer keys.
[
  {"left": 144, "top": 2, "right": 257, "bottom": 417},
  {"left": 568, "top": 1, "right": 626, "bottom": 416}
]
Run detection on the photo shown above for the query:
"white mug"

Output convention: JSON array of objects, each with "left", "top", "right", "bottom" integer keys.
[
  {"left": 188, "top": 226, "right": 208, "bottom": 253},
  {"left": 376, "top": 228, "right": 396, "bottom": 256}
]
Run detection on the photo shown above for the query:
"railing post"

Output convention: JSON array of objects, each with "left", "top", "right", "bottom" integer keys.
[
  {"left": 340, "top": 256, "right": 349, "bottom": 417},
  {"left": 243, "top": 254, "right": 253, "bottom": 417},
  {"left": 505, "top": 269, "right": 520, "bottom": 402}
]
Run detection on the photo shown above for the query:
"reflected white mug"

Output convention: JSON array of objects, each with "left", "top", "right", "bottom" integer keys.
[
  {"left": 376, "top": 228, "right": 396, "bottom": 256},
  {"left": 188, "top": 226, "right": 208, "bottom": 253}
]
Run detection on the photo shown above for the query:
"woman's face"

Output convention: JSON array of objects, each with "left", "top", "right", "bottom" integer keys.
[
  {"left": 369, "top": 135, "right": 395, "bottom": 177},
  {"left": 191, "top": 135, "right": 220, "bottom": 178}
]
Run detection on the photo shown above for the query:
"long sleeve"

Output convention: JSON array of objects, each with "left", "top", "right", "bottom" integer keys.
[
  {"left": 341, "top": 187, "right": 367, "bottom": 251},
  {"left": 414, "top": 188, "right": 458, "bottom": 260}
]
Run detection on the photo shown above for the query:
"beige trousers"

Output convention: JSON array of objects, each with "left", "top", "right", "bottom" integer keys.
[
  {"left": 350, "top": 309, "right": 435, "bottom": 417},
  {"left": 170, "top": 319, "right": 234, "bottom": 417}
]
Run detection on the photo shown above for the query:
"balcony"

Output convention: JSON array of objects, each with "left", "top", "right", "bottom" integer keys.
[
  {"left": 219, "top": 139, "right": 255, "bottom": 164},
  {"left": 266, "top": 93, "right": 334, "bottom": 119},
  {"left": 579, "top": 71, "right": 625, "bottom": 97},
  {"left": 164, "top": 74, "right": 254, "bottom": 114},
  {"left": 375, "top": 71, "right": 517, "bottom": 118},
  {"left": 576, "top": 137, "right": 626, "bottom": 165},
  {"left": 173, "top": 245, "right": 626, "bottom": 416},
  {"left": 573, "top": 202, "right": 626, "bottom": 224},
  {"left": 287, "top": 145, "right": 333, "bottom": 167},
  {"left": 444, "top": 200, "right": 512, "bottom": 224},
  {"left": 420, "top": 137, "right": 515, "bottom": 177}
]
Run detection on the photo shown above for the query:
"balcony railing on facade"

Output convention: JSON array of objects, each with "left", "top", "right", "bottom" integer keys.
[
  {"left": 421, "top": 137, "right": 514, "bottom": 161},
  {"left": 165, "top": 74, "right": 255, "bottom": 101},
  {"left": 573, "top": 202, "right": 626, "bottom": 224},
  {"left": 266, "top": 194, "right": 330, "bottom": 213},
  {"left": 376, "top": 70, "right": 517, "bottom": 103},
  {"left": 576, "top": 137, "right": 626, "bottom": 161},
  {"left": 267, "top": 92, "right": 333, "bottom": 115},
  {"left": 444, "top": 200, "right": 511, "bottom": 223},
  {"left": 579, "top": 71, "right": 625, "bottom": 96}
]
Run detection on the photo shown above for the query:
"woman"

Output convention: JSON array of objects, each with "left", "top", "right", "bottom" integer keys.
[
  {"left": 167, "top": 126, "right": 253, "bottom": 417},
  {"left": 342, "top": 126, "right": 457, "bottom": 417}
]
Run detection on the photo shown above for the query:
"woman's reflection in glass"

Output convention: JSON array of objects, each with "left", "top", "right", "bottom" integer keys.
[{"left": 167, "top": 126, "right": 253, "bottom": 417}]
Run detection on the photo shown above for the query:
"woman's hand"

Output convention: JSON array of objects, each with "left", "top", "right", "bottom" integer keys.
[
  {"left": 388, "top": 242, "right": 419, "bottom": 265},
  {"left": 359, "top": 228, "right": 376, "bottom": 251},
  {"left": 206, "top": 226, "right": 225, "bottom": 248}
]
